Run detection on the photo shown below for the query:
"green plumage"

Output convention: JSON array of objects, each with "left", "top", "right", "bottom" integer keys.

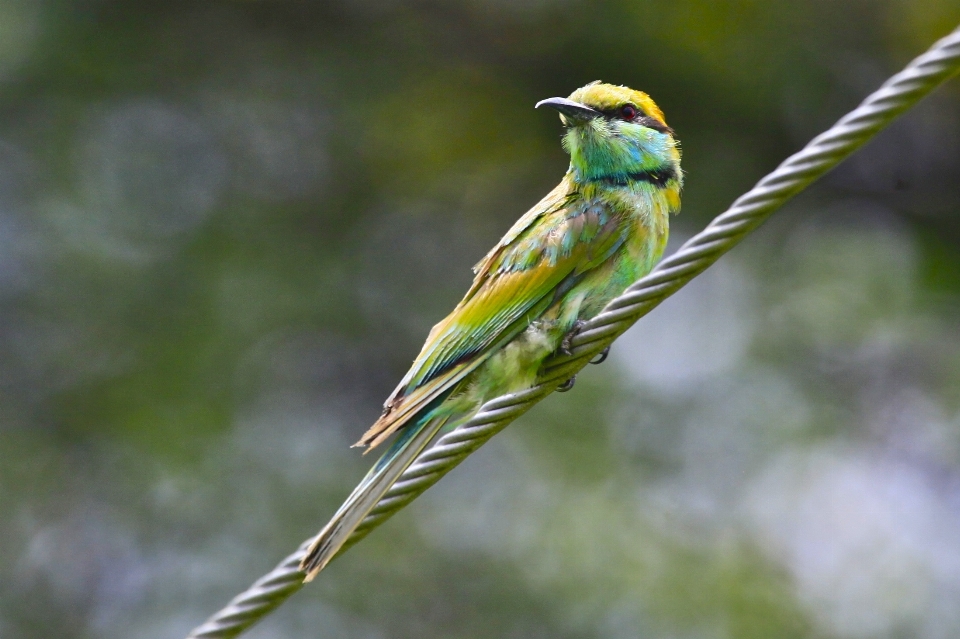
[{"left": 301, "top": 82, "right": 682, "bottom": 580}]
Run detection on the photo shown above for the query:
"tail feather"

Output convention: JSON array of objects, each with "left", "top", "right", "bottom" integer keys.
[{"left": 300, "top": 415, "right": 449, "bottom": 581}]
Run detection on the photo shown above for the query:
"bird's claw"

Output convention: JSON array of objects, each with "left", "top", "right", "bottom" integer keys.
[
  {"left": 590, "top": 346, "right": 610, "bottom": 365},
  {"left": 556, "top": 375, "right": 576, "bottom": 392},
  {"left": 559, "top": 320, "right": 587, "bottom": 356}
]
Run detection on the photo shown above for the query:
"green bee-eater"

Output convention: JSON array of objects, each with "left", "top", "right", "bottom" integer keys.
[{"left": 301, "top": 82, "right": 682, "bottom": 580}]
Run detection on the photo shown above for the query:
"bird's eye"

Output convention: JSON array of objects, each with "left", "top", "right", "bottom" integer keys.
[{"left": 620, "top": 104, "right": 638, "bottom": 121}]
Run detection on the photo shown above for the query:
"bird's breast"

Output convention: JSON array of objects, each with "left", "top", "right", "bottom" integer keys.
[
  {"left": 614, "top": 184, "right": 673, "bottom": 278},
  {"left": 567, "top": 184, "right": 673, "bottom": 320}
]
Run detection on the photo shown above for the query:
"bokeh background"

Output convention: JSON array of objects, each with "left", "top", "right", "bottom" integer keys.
[{"left": 1, "top": 2, "right": 960, "bottom": 638}]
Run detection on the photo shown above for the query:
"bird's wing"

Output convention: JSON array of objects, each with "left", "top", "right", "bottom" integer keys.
[{"left": 357, "top": 183, "right": 628, "bottom": 449}]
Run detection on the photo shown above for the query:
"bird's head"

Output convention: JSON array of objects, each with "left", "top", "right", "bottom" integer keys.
[{"left": 537, "top": 82, "right": 681, "bottom": 186}]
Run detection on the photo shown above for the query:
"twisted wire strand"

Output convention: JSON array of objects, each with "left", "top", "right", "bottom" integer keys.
[{"left": 186, "top": 25, "right": 960, "bottom": 639}]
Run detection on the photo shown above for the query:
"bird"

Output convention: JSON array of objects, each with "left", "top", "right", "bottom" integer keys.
[{"left": 300, "top": 81, "right": 682, "bottom": 581}]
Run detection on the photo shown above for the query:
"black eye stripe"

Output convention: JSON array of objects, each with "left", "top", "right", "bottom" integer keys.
[
  {"left": 596, "top": 108, "right": 674, "bottom": 135},
  {"left": 598, "top": 106, "right": 645, "bottom": 120},
  {"left": 637, "top": 117, "right": 674, "bottom": 135}
]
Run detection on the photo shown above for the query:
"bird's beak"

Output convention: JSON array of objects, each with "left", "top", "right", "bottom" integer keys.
[{"left": 535, "top": 97, "right": 600, "bottom": 124}]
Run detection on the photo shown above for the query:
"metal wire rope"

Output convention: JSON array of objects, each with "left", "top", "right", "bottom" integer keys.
[{"left": 187, "top": 24, "right": 960, "bottom": 639}]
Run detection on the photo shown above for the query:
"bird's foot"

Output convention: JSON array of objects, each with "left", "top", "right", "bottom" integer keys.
[
  {"left": 559, "top": 320, "right": 587, "bottom": 356},
  {"left": 556, "top": 375, "right": 576, "bottom": 392},
  {"left": 590, "top": 346, "right": 610, "bottom": 365}
]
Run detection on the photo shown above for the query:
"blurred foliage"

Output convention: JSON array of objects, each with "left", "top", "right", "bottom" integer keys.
[{"left": 0, "top": 2, "right": 959, "bottom": 639}]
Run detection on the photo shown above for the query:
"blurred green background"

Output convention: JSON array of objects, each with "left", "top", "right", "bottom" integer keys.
[{"left": 1, "top": 2, "right": 960, "bottom": 638}]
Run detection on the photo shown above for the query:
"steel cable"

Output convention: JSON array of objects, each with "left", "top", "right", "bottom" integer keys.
[{"left": 186, "top": 24, "right": 960, "bottom": 639}]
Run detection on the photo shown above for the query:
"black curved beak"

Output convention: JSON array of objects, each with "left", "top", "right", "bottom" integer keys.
[{"left": 535, "top": 97, "right": 600, "bottom": 124}]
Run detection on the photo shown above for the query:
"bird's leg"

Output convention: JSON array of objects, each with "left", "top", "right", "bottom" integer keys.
[
  {"left": 556, "top": 375, "right": 576, "bottom": 392},
  {"left": 590, "top": 346, "right": 610, "bottom": 365},
  {"left": 559, "top": 320, "right": 609, "bottom": 364},
  {"left": 559, "top": 320, "right": 587, "bottom": 356}
]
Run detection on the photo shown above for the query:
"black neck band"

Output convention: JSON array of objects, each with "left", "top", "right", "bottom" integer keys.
[{"left": 591, "top": 167, "right": 676, "bottom": 187}]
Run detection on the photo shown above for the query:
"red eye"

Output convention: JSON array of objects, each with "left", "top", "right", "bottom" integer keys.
[{"left": 620, "top": 104, "right": 638, "bottom": 120}]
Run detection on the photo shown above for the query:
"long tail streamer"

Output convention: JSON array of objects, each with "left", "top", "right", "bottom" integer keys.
[{"left": 187, "top": 25, "right": 960, "bottom": 639}]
